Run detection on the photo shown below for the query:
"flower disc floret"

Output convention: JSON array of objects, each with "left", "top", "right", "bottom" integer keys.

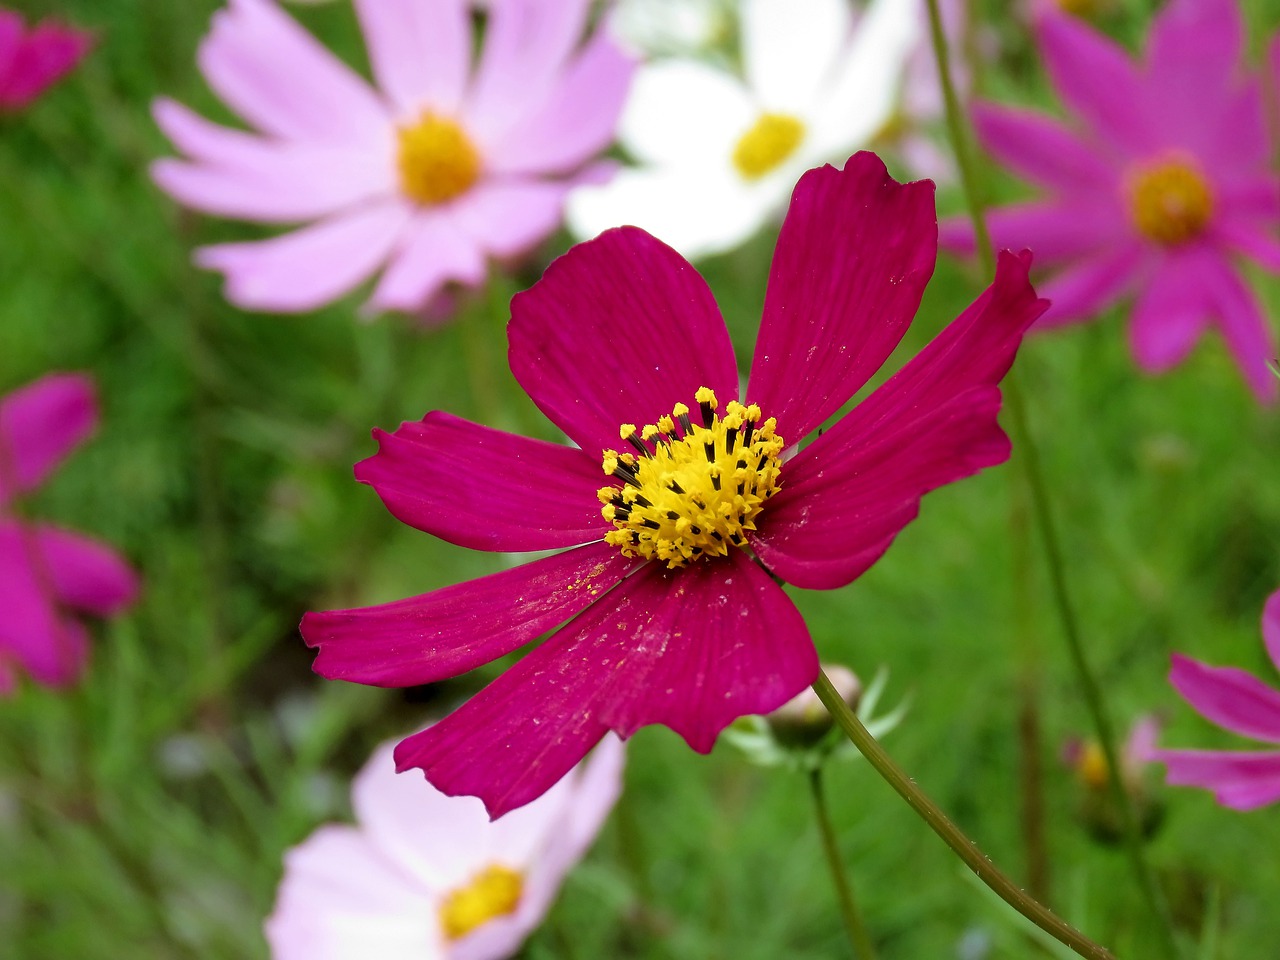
[
  {"left": 439, "top": 864, "right": 523, "bottom": 940},
  {"left": 1126, "top": 155, "right": 1214, "bottom": 246},
  {"left": 598, "top": 388, "right": 783, "bottom": 568},
  {"left": 396, "top": 111, "right": 482, "bottom": 206},
  {"left": 732, "top": 112, "right": 807, "bottom": 180}
]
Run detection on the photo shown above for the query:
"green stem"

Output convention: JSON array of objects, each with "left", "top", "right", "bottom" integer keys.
[
  {"left": 811, "top": 670, "right": 1115, "bottom": 960},
  {"left": 808, "top": 767, "right": 877, "bottom": 959},
  {"left": 924, "top": 0, "right": 1180, "bottom": 953}
]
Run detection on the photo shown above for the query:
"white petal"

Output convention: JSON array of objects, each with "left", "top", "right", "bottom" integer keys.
[
  {"left": 618, "top": 60, "right": 755, "bottom": 168},
  {"left": 742, "top": 0, "right": 853, "bottom": 112}
]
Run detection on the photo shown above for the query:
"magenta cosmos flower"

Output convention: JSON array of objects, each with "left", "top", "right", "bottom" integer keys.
[
  {"left": 302, "top": 152, "right": 1049, "bottom": 817},
  {"left": 152, "top": 0, "right": 633, "bottom": 315},
  {"left": 943, "top": 0, "right": 1279, "bottom": 401},
  {"left": 266, "top": 735, "right": 622, "bottom": 959},
  {"left": 0, "top": 374, "right": 138, "bottom": 694},
  {"left": 1152, "top": 591, "right": 1280, "bottom": 810},
  {"left": 0, "top": 9, "right": 91, "bottom": 111}
]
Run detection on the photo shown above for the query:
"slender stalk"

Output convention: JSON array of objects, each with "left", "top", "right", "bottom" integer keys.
[
  {"left": 811, "top": 670, "right": 1115, "bottom": 960},
  {"left": 808, "top": 767, "right": 877, "bottom": 959},
  {"left": 923, "top": 1, "right": 1180, "bottom": 953}
]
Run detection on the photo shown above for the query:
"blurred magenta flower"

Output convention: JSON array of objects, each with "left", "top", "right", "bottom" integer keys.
[
  {"left": 943, "top": 0, "right": 1279, "bottom": 401},
  {"left": 265, "top": 735, "right": 623, "bottom": 958},
  {"left": 0, "top": 374, "right": 138, "bottom": 694},
  {"left": 303, "top": 153, "right": 1048, "bottom": 817},
  {"left": 152, "top": 0, "right": 633, "bottom": 316},
  {"left": 0, "top": 9, "right": 91, "bottom": 111},
  {"left": 1153, "top": 591, "right": 1280, "bottom": 810}
]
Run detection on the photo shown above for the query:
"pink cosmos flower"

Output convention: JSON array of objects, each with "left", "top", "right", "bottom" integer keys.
[
  {"left": 0, "top": 9, "right": 91, "bottom": 111},
  {"left": 943, "top": 0, "right": 1280, "bottom": 401},
  {"left": 265, "top": 735, "right": 623, "bottom": 959},
  {"left": 152, "top": 0, "right": 633, "bottom": 316},
  {"left": 302, "top": 152, "right": 1048, "bottom": 817},
  {"left": 0, "top": 374, "right": 138, "bottom": 694},
  {"left": 1152, "top": 591, "right": 1280, "bottom": 810}
]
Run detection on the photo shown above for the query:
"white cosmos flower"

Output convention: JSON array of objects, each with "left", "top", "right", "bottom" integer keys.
[{"left": 566, "top": 0, "right": 921, "bottom": 259}]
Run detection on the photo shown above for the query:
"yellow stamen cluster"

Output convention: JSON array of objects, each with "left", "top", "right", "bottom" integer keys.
[
  {"left": 731, "top": 112, "right": 806, "bottom": 180},
  {"left": 598, "top": 387, "right": 784, "bottom": 569},
  {"left": 438, "top": 864, "right": 523, "bottom": 941},
  {"left": 396, "top": 111, "right": 481, "bottom": 206},
  {"left": 1126, "top": 155, "right": 1214, "bottom": 246}
]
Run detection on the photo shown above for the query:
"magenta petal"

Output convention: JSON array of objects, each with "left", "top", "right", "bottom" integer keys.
[
  {"left": 0, "top": 525, "right": 89, "bottom": 687},
  {"left": 1263, "top": 591, "right": 1280, "bottom": 675},
  {"left": 1035, "top": 244, "right": 1144, "bottom": 327},
  {"left": 508, "top": 227, "right": 739, "bottom": 455},
  {"left": 305, "top": 542, "right": 634, "bottom": 687},
  {"left": 753, "top": 387, "right": 1009, "bottom": 590},
  {"left": 1128, "top": 247, "right": 1214, "bottom": 372},
  {"left": 0, "top": 372, "right": 96, "bottom": 506},
  {"left": 971, "top": 102, "right": 1118, "bottom": 189},
  {"left": 747, "top": 154, "right": 938, "bottom": 443},
  {"left": 1197, "top": 253, "right": 1279, "bottom": 403},
  {"left": 1156, "top": 749, "right": 1280, "bottom": 810},
  {"left": 354, "top": 411, "right": 606, "bottom": 552},
  {"left": 0, "top": 19, "right": 91, "bottom": 109},
  {"left": 1145, "top": 0, "right": 1241, "bottom": 131},
  {"left": 982, "top": 201, "right": 1122, "bottom": 265},
  {"left": 1169, "top": 653, "right": 1280, "bottom": 743},
  {"left": 34, "top": 526, "right": 138, "bottom": 615}
]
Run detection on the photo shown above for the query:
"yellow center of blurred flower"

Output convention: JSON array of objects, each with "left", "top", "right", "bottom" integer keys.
[
  {"left": 1052, "top": 0, "right": 1107, "bottom": 18},
  {"left": 1076, "top": 741, "right": 1110, "bottom": 790},
  {"left": 396, "top": 112, "right": 482, "bottom": 206},
  {"left": 1126, "top": 156, "right": 1213, "bottom": 246},
  {"left": 599, "top": 387, "right": 784, "bottom": 568},
  {"left": 732, "top": 112, "right": 806, "bottom": 180},
  {"left": 438, "top": 864, "right": 523, "bottom": 941}
]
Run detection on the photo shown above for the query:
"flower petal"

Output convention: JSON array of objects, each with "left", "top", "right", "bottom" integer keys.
[
  {"left": 1155, "top": 749, "right": 1280, "bottom": 810},
  {"left": 364, "top": 213, "right": 486, "bottom": 315},
  {"left": 352, "top": 0, "right": 470, "bottom": 115},
  {"left": 451, "top": 180, "right": 570, "bottom": 259},
  {"left": 195, "top": 201, "right": 412, "bottom": 313},
  {"left": 742, "top": 0, "right": 850, "bottom": 112},
  {"left": 1196, "top": 253, "right": 1279, "bottom": 403},
  {"left": 945, "top": 200, "right": 1124, "bottom": 264},
  {"left": 198, "top": 0, "right": 388, "bottom": 144},
  {"left": 0, "top": 372, "right": 95, "bottom": 505},
  {"left": 753, "top": 387, "right": 1008, "bottom": 590},
  {"left": 1169, "top": 653, "right": 1280, "bottom": 743},
  {"left": 33, "top": 526, "right": 138, "bottom": 616},
  {"left": 747, "top": 153, "right": 937, "bottom": 443},
  {"left": 0, "top": 524, "right": 89, "bottom": 687},
  {"left": 1145, "top": 0, "right": 1241, "bottom": 121},
  {"left": 353, "top": 411, "right": 606, "bottom": 552},
  {"left": 970, "top": 102, "right": 1118, "bottom": 191},
  {"left": 305, "top": 542, "right": 634, "bottom": 687},
  {"left": 0, "top": 19, "right": 91, "bottom": 109},
  {"left": 508, "top": 226, "right": 739, "bottom": 455},
  {"left": 1128, "top": 247, "right": 1214, "bottom": 372},
  {"left": 396, "top": 550, "right": 815, "bottom": 817},
  {"left": 1035, "top": 243, "right": 1144, "bottom": 327}
]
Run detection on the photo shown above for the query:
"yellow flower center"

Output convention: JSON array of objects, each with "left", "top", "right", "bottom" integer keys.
[
  {"left": 1126, "top": 156, "right": 1213, "bottom": 246},
  {"left": 731, "top": 112, "right": 806, "bottom": 181},
  {"left": 1052, "top": 0, "right": 1107, "bottom": 18},
  {"left": 598, "top": 387, "right": 784, "bottom": 569},
  {"left": 1076, "top": 741, "right": 1110, "bottom": 790},
  {"left": 438, "top": 865, "right": 523, "bottom": 941},
  {"left": 396, "top": 111, "right": 482, "bottom": 206}
]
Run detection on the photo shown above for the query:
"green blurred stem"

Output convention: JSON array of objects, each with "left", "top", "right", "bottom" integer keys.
[
  {"left": 924, "top": 0, "right": 1180, "bottom": 953},
  {"left": 808, "top": 767, "right": 877, "bottom": 960},
  {"left": 811, "top": 670, "right": 1115, "bottom": 960}
]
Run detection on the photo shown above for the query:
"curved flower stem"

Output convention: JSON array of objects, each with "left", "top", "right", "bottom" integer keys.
[
  {"left": 808, "top": 767, "right": 877, "bottom": 959},
  {"left": 811, "top": 670, "right": 1115, "bottom": 960},
  {"left": 923, "top": 1, "right": 1180, "bottom": 954}
]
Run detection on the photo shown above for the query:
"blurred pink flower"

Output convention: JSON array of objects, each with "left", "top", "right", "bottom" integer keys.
[
  {"left": 153, "top": 0, "right": 633, "bottom": 316},
  {"left": 0, "top": 9, "right": 91, "bottom": 111},
  {"left": 265, "top": 735, "right": 623, "bottom": 959},
  {"left": 0, "top": 374, "right": 138, "bottom": 694},
  {"left": 943, "top": 0, "right": 1280, "bottom": 401},
  {"left": 302, "top": 153, "right": 1047, "bottom": 817},
  {"left": 1153, "top": 591, "right": 1280, "bottom": 810}
]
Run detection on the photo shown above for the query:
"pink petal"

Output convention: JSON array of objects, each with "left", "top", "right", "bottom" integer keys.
[
  {"left": 1035, "top": 243, "right": 1144, "bottom": 327},
  {"left": 197, "top": 0, "right": 389, "bottom": 145},
  {"left": 746, "top": 153, "right": 938, "bottom": 444},
  {"left": 970, "top": 102, "right": 1118, "bottom": 190},
  {"left": 34, "top": 526, "right": 138, "bottom": 616},
  {"left": 465, "top": 0, "right": 592, "bottom": 147},
  {"left": 1213, "top": 218, "right": 1280, "bottom": 273},
  {"left": 353, "top": 411, "right": 606, "bottom": 552},
  {"left": 508, "top": 226, "right": 739, "bottom": 456},
  {"left": 753, "top": 387, "right": 1009, "bottom": 590},
  {"left": 352, "top": 0, "right": 470, "bottom": 115},
  {"left": 1128, "top": 247, "right": 1214, "bottom": 372},
  {"left": 1263, "top": 590, "right": 1280, "bottom": 675},
  {"left": 1033, "top": 5, "right": 1158, "bottom": 156},
  {"left": 396, "top": 550, "right": 816, "bottom": 817},
  {"left": 950, "top": 200, "right": 1124, "bottom": 267},
  {"left": 1218, "top": 176, "right": 1280, "bottom": 222},
  {"left": 364, "top": 214, "right": 486, "bottom": 315},
  {"left": 305, "top": 542, "right": 635, "bottom": 687},
  {"left": 0, "top": 524, "right": 89, "bottom": 687},
  {"left": 1196, "top": 253, "right": 1279, "bottom": 403},
  {"left": 0, "top": 13, "right": 22, "bottom": 80},
  {"left": 1169, "top": 653, "right": 1280, "bottom": 743},
  {"left": 1155, "top": 749, "right": 1280, "bottom": 810},
  {"left": 451, "top": 180, "right": 570, "bottom": 259},
  {"left": 195, "top": 201, "right": 412, "bottom": 313},
  {"left": 0, "top": 372, "right": 96, "bottom": 506},
  {"left": 0, "top": 18, "right": 91, "bottom": 109},
  {"left": 483, "top": 32, "right": 634, "bottom": 177}
]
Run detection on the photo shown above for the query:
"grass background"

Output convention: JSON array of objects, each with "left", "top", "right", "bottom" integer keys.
[{"left": 3, "top": 0, "right": 1280, "bottom": 956}]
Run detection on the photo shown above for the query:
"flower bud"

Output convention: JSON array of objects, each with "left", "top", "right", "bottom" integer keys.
[{"left": 764, "top": 665, "right": 862, "bottom": 747}]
